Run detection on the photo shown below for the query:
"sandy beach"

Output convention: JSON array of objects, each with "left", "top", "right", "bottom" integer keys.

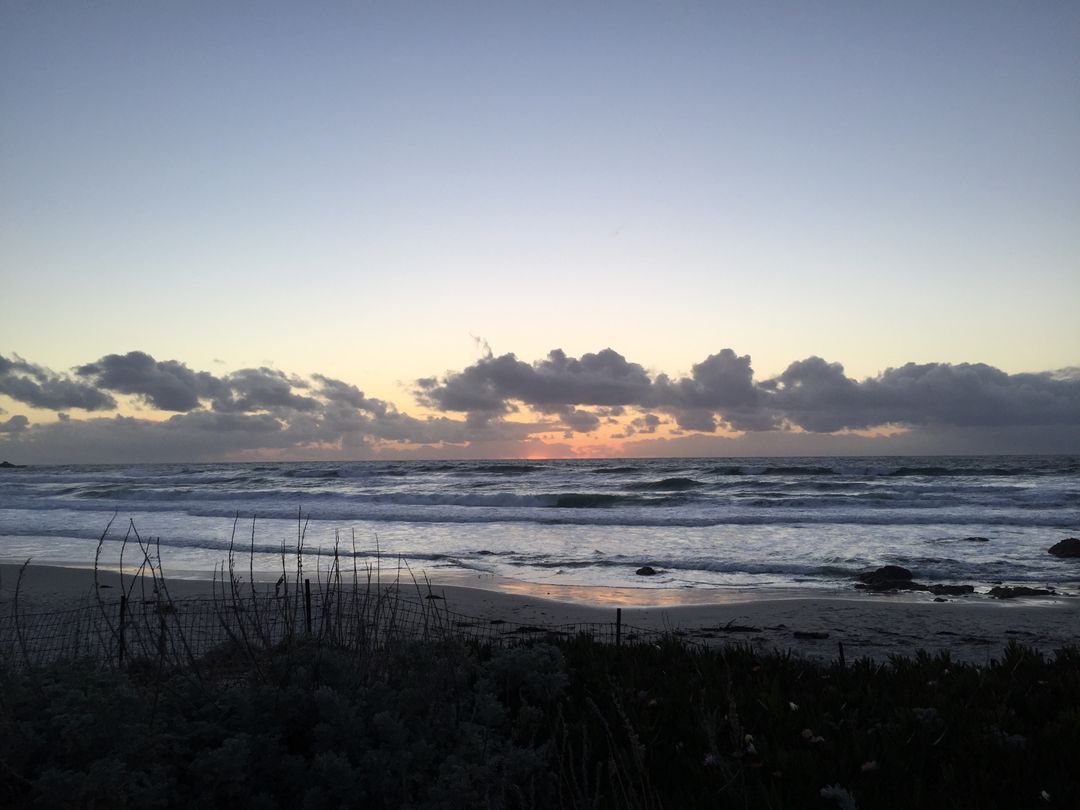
[{"left": 3, "top": 561, "right": 1076, "bottom": 664}]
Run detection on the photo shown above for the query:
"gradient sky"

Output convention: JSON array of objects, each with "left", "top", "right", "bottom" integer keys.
[{"left": 2, "top": 1, "right": 1078, "bottom": 461}]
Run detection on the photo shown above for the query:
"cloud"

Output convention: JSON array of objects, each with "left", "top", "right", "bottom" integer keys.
[
  {"left": 2, "top": 346, "right": 1078, "bottom": 462},
  {"left": 0, "top": 414, "right": 29, "bottom": 434},
  {"left": 76, "top": 351, "right": 224, "bottom": 411},
  {"left": 311, "top": 374, "right": 388, "bottom": 415},
  {"left": 211, "top": 367, "right": 320, "bottom": 413},
  {"left": 558, "top": 407, "right": 602, "bottom": 434},
  {"left": 0, "top": 354, "right": 117, "bottom": 411},
  {"left": 767, "top": 358, "right": 1080, "bottom": 432},
  {"left": 416, "top": 347, "right": 1080, "bottom": 436},
  {"left": 0, "top": 350, "right": 558, "bottom": 462},
  {"left": 416, "top": 348, "right": 655, "bottom": 426}
]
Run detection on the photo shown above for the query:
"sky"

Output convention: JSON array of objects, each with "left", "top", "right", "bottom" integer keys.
[{"left": 2, "top": 1, "right": 1078, "bottom": 462}]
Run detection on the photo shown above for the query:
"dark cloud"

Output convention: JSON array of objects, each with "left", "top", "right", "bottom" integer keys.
[
  {"left": 632, "top": 413, "right": 662, "bottom": 434},
  {"left": 212, "top": 367, "right": 320, "bottom": 413},
  {"left": 0, "top": 348, "right": 559, "bottom": 461},
  {"left": 416, "top": 347, "right": 1080, "bottom": 437},
  {"left": 559, "top": 407, "right": 602, "bottom": 434},
  {"left": 0, "top": 415, "right": 29, "bottom": 434},
  {"left": 3, "top": 347, "right": 1078, "bottom": 463},
  {"left": 655, "top": 349, "right": 759, "bottom": 410},
  {"left": 311, "top": 374, "right": 388, "bottom": 416},
  {"left": 76, "top": 351, "right": 224, "bottom": 411},
  {"left": 75, "top": 352, "right": 328, "bottom": 414},
  {"left": 415, "top": 348, "right": 659, "bottom": 435},
  {"left": 416, "top": 348, "right": 654, "bottom": 423},
  {"left": 0, "top": 354, "right": 117, "bottom": 411},
  {"left": 766, "top": 359, "right": 1080, "bottom": 433}
]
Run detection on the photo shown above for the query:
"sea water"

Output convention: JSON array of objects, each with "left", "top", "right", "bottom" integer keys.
[{"left": 0, "top": 456, "right": 1077, "bottom": 594}]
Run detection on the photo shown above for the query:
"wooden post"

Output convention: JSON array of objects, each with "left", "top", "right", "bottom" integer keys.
[
  {"left": 118, "top": 595, "right": 128, "bottom": 667},
  {"left": 838, "top": 641, "right": 846, "bottom": 668},
  {"left": 304, "top": 578, "right": 312, "bottom": 634},
  {"left": 616, "top": 608, "right": 622, "bottom": 647}
]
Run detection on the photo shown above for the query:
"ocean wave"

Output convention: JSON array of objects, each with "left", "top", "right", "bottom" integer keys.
[
  {"left": 887, "top": 466, "right": 1028, "bottom": 477},
  {"left": 282, "top": 468, "right": 341, "bottom": 479},
  {"left": 4, "top": 496, "right": 1077, "bottom": 528},
  {"left": 710, "top": 465, "right": 745, "bottom": 475},
  {"left": 552, "top": 493, "right": 623, "bottom": 508},
  {"left": 626, "top": 477, "right": 703, "bottom": 491},
  {"left": 756, "top": 465, "right": 836, "bottom": 476},
  {"left": 471, "top": 464, "right": 546, "bottom": 474}
]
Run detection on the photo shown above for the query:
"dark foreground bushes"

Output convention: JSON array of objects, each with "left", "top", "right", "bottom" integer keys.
[{"left": 2, "top": 638, "right": 1078, "bottom": 809}]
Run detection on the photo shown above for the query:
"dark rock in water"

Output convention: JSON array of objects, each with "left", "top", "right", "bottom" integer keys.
[
  {"left": 857, "top": 565, "right": 913, "bottom": 585},
  {"left": 1048, "top": 538, "right": 1080, "bottom": 558},
  {"left": 928, "top": 584, "right": 975, "bottom": 596},
  {"left": 933, "top": 597, "right": 948, "bottom": 603},
  {"left": 636, "top": 566, "right": 658, "bottom": 576},
  {"left": 793, "top": 630, "right": 829, "bottom": 640},
  {"left": 0, "top": 460, "right": 23, "bottom": 468},
  {"left": 988, "top": 586, "right": 1055, "bottom": 599},
  {"left": 962, "top": 536, "right": 990, "bottom": 542},
  {"left": 855, "top": 565, "right": 921, "bottom": 591}
]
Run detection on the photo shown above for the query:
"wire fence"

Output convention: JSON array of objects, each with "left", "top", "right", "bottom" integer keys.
[{"left": 0, "top": 582, "right": 674, "bottom": 670}]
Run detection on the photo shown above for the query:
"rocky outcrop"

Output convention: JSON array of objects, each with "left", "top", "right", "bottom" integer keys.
[
  {"left": 1048, "top": 538, "right": 1080, "bottom": 558},
  {"left": 988, "top": 586, "right": 1055, "bottom": 599},
  {"left": 855, "top": 565, "right": 922, "bottom": 591},
  {"left": 928, "top": 584, "right": 975, "bottom": 596},
  {"left": 854, "top": 566, "right": 975, "bottom": 596},
  {"left": 635, "top": 566, "right": 657, "bottom": 576},
  {"left": 857, "top": 565, "right": 913, "bottom": 585}
]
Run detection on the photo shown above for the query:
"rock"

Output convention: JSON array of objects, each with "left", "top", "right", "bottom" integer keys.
[
  {"left": 1048, "top": 538, "right": 1080, "bottom": 558},
  {"left": 636, "top": 566, "right": 657, "bottom": 576},
  {"left": 0, "top": 460, "right": 23, "bottom": 468},
  {"left": 857, "top": 565, "right": 913, "bottom": 585},
  {"left": 793, "top": 631, "right": 829, "bottom": 640},
  {"left": 933, "top": 597, "right": 948, "bottom": 603},
  {"left": 988, "top": 586, "right": 1055, "bottom": 599},
  {"left": 962, "top": 536, "right": 990, "bottom": 542},
  {"left": 928, "top": 584, "right": 975, "bottom": 596},
  {"left": 855, "top": 566, "right": 925, "bottom": 592}
]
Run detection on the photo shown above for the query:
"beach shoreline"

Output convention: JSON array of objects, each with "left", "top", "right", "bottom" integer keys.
[{"left": 3, "top": 561, "right": 1076, "bottom": 664}]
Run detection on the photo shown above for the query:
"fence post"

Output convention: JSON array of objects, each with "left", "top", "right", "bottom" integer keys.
[
  {"left": 118, "top": 595, "right": 127, "bottom": 667},
  {"left": 838, "top": 640, "right": 846, "bottom": 668},
  {"left": 616, "top": 608, "right": 622, "bottom": 647},
  {"left": 304, "top": 578, "right": 312, "bottom": 634}
]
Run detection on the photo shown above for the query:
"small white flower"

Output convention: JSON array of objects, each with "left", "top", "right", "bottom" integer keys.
[
  {"left": 1041, "top": 790, "right": 1051, "bottom": 802},
  {"left": 789, "top": 701, "right": 799, "bottom": 711}
]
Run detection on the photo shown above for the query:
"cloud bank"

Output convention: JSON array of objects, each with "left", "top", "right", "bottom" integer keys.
[
  {"left": 1, "top": 347, "right": 1077, "bottom": 462},
  {"left": 417, "top": 348, "right": 1080, "bottom": 434}
]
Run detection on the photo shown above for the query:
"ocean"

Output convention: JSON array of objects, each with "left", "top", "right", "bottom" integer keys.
[{"left": 1, "top": 456, "right": 1077, "bottom": 595}]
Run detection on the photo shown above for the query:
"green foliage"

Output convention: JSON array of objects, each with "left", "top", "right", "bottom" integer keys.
[{"left": 1, "top": 637, "right": 1078, "bottom": 809}]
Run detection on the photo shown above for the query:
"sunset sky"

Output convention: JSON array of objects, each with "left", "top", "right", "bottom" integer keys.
[{"left": 2, "top": 1, "right": 1078, "bottom": 462}]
